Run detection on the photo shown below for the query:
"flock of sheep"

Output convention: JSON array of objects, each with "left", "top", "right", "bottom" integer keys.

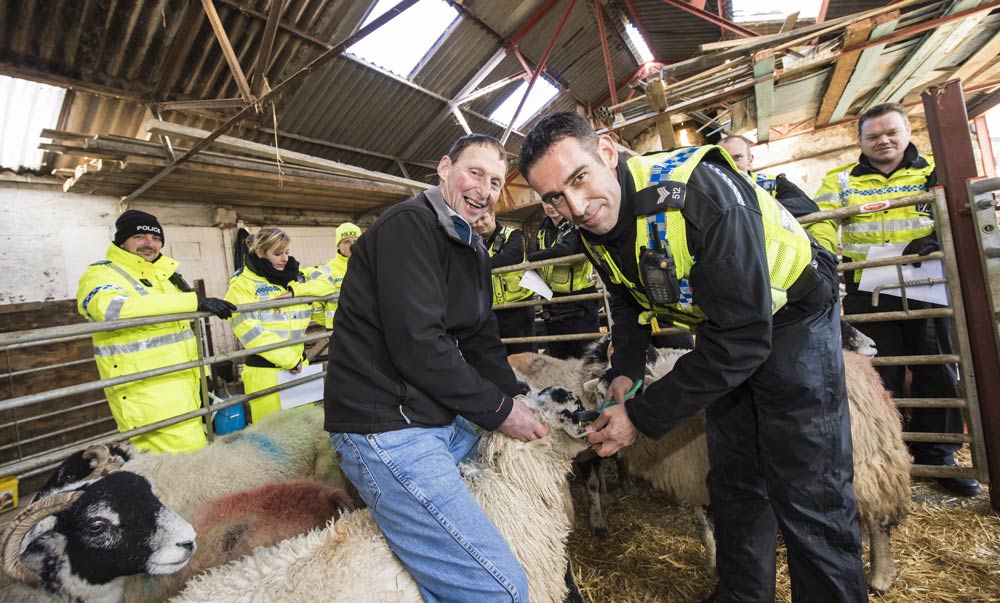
[{"left": 0, "top": 329, "right": 912, "bottom": 602}]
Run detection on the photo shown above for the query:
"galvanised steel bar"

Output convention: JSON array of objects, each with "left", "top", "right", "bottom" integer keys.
[
  {"left": 0, "top": 332, "right": 329, "bottom": 414},
  {"left": 924, "top": 81, "right": 999, "bottom": 503},
  {"left": 0, "top": 369, "right": 326, "bottom": 479},
  {"left": 0, "top": 293, "right": 338, "bottom": 350},
  {"left": 495, "top": 292, "right": 605, "bottom": 311},
  {"left": 895, "top": 398, "right": 967, "bottom": 408}
]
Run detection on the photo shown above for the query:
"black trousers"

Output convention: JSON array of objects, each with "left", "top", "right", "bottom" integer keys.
[
  {"left": 707, "top": 300, "right": 868, "bottom": 602},
  {"left": 843, "top": 292, "right": 963, "bottom": 463},
  {"left": 542, "top": 295, "right": 600, "bottom": 359},
  {"left": 495, "top": 306, "right": 536, "bottom": 355}
]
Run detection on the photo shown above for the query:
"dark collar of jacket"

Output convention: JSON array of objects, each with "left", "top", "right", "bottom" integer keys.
[
  {"left": 483, "top": 223, "right": 504, "bottom": 250},
  {"left": 852, "top": 143, "right": 929, "bottom": 178},
  {"left": 424, "top": 186, "right": 482, "bottom": 249}
]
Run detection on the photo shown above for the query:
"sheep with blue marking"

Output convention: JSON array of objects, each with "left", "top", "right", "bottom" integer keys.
[
  {"left": 123, "top": 404, "right": 347, "bottom": 512},
  {"left": 168, "top": 387, "right": 590, "bottom": 603}
]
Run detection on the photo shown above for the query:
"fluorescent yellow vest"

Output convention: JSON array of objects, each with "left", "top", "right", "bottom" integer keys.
[
  {"left": 306, "top": 253, "right": 348, "bottom": 329},
  {"left": 814, "top": 155, "right": 935, "bottom": 282},
  {"left": 488, "top": 225, "right": 533, "bottom": 305},
  {"left": 535, "top": 224, "right": 594, "bottom": 293},
  {"left": 76, "top": 244, "right": 207, "bottom": 454},
  {"left": 224, "top": 266, "right": 328, "bottom": 421},
  {"left": 752, "top": 171, "right": 778, "bottom": 198},
  {"left": 582, "top": 146, "right": 814, "bottom": 329}
]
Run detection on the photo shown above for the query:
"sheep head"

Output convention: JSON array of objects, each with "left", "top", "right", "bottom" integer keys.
[{"left": 1, "top": 471, "right": 196, "bottom": 596}]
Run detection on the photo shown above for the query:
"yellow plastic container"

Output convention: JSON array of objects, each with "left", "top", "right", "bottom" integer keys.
[{"left": 0, "top": 475, "right": 18, "bottom": 512}]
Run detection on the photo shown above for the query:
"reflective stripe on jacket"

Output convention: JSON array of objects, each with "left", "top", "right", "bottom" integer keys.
[
  {"left": 582, "top": 146, "right": 814, "bottom": 328},
  {"left": 753, "top": 171, "right": 778, "bottom": 197},
  {"left": 75, "top": 243, "right": 206, "bottom": 453},
  {"left": 223, "top": 266, "right": 317, "bottom": 371},
  {"left": 306, "top": 253, "right": 348, "bottom": 329},
  {"left": 536, "top": 223, "right": 593, "bottom": 293},
  {"left": 813, "top": 153, "right": 935, "bottom": 282},
  {"left": 488, "top": 225, "right": 533, "bottom": 304}
]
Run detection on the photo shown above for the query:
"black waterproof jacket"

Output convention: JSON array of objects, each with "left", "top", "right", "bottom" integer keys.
[
  {"left": 584, "top": 157, "right": 838, "bottom": 439},
  {"left": 324, "top": 188, "right": 519, "bottom": 434}
]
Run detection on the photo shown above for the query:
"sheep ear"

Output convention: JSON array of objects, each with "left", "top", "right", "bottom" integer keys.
[{"left": 0, "top": 491, "right": 82, "bottom": 585}]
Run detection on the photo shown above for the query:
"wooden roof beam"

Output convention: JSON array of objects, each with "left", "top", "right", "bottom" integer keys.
[
  {"left": 200, "top": 0, "right": 254, "bottom": 103},
  {"left": 146, "top": 119, "right": 427, "bottom": 190},
  {"left": 952, "top": 28, "right": 1000, "bottom": 84},
  {"left": 864, "top": 0, "right": 994, "bottom": 109},
  {"left": 250, "top": 0, "right": 284, "bottom": 98},
  {"left": 752, "top": 51, "right": 775, "bottom": 142},
  {"left": 816, "top": 18, "right": 876, "bottom": 126},
  {"left": 121, "top": 0, "right": 420, "bottom": 205},
  {"left": 827, "top": 12, "right": 899, "bottom": 123},
  {"left": 154, "top": 0, "right": 206, "bottom": 99}
]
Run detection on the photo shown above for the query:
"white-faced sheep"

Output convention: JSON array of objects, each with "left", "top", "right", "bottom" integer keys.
[
  {"left": 123, "top": 404, "right": 347, "bottom": 513},
  {"left": 169, "top": 387, "right": 591, "bottom": 603},
  {"left": 0, "top": 471, "right": 196, "bottom": 603}
]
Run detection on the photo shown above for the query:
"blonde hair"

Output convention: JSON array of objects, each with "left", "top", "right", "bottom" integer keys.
[{"left": 247, "top": 227, "right": 290, "bottom": 257}]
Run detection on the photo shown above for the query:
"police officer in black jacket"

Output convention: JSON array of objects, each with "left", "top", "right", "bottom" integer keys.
[
  {"left": 528, "top": 203, "right": 600, "bottom": 359},
  {"left": 518, "top": 113, "right": 868, "bottom": 603}
]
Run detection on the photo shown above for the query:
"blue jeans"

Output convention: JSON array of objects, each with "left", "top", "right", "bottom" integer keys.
[{"left": 331, "top": 417, "right": 527, "bottom": 603}]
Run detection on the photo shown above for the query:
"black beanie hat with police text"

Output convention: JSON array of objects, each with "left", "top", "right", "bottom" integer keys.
[{"left": 114, "top": 210, "right": 164, "bottom": 246}]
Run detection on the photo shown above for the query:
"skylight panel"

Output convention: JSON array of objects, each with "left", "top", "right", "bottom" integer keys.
[
  {"left": 490, "top": 78, "right": 560, "bottom": 130},
  {"left": 347, "top": 0, "right": 458, "bottom": 77},
  {"left": 731, "top": 0, "right": 821, "bottom": 23},
  {"left": 625, "top": 23, "right": 654, "bottom": 64},
  {"left": 0, "top": 75, "right": 66, "bottom": 170}
]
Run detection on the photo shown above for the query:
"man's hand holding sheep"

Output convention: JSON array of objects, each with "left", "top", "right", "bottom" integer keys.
[{"left": 587, "top": 375, "right": 638, "bottom": 457}]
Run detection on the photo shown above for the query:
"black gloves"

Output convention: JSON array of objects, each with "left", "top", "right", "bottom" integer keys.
[
  {"left": 198, "top": 297, "right": 237, "bottom": 319},
  {"left": 902, "top": 235, "right": 939, "bottom": 268}
]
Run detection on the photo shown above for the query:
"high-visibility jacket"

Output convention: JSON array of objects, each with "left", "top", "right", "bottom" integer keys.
[
  {"left": 812, "top": 150, "right": 935, "bottom": 283},
  {"left": 535, "top": 221, "right": 594, "bottom": 293},
  {"left": 76, "top": 243, "right": 208, "bottom": 454},
  {"left": 752, "top": 171, "right": 778, "bottom": 197},
  {"left": 582, "top": 146, "right": 814, "bottom": 329},
  {"left": 306, "top": 252, "right": 348, "bottom": 329},
  {"left": 487, "top": 225, "right": 534, "bottom": 305},
  {"left": 224, "top": 266, "right": 332, "bottom": 422}
]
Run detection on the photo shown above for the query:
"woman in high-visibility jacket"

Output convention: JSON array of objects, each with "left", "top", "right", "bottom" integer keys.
[{"left": 225, "top": 227, "right": 334, "bottom": 422}]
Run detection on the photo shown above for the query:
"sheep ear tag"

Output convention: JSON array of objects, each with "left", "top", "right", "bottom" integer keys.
[{"left": 634, "top": 182, "right": 686, "bottom": 215}]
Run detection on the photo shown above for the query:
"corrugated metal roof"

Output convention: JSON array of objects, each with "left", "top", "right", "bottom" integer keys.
[{"left": 1, "top": 0, "right": 999, "bottom": 199}]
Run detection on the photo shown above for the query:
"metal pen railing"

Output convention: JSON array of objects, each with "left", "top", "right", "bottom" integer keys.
[
  {"left": 0, "top": 293, "right": 338, "bottom": 481},
  {"left": 797, "top": 188, "right": 989, "bottom": 483}
]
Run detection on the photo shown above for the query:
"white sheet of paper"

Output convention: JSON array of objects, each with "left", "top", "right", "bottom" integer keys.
[
  {"left": 519, "top": 269, "right": 553, "bottom": 300},
  {"left": 277, "top": 363, "right": 325, "bottom": 410},
  {"left": 857, "top": 243, "right": 949, "bottom": 306}
]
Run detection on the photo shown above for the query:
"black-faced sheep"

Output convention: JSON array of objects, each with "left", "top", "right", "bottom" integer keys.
[
  {"left": 122, "top": 479, "right": 355, "bottom": 602},
  {"left": 168, "top": 387, "right": 591, "bottom": 603},
  {"left": 5, "top": 456, "right": 355, "bottom": 603},
  {"left": 0, "top": 471, "right": 196, "bottom": 603}
]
